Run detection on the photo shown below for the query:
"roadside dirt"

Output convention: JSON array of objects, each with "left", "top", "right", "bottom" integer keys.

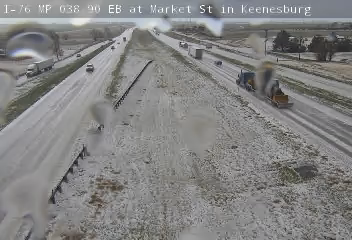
[{"left": 46, "top": 30, "right": 352, "bottom": 239}]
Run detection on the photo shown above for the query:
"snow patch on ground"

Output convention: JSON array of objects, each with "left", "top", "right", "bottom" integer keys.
[
  {"left": 176, "top": 32, "right": 352, "bottom": 85},
  {"left": 45, "top": 30, "right": 352, "bottom": 239}
]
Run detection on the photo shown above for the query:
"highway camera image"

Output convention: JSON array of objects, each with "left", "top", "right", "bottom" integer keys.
[{"left": 0, "top": 1, "right": 351, "bottom": 239}]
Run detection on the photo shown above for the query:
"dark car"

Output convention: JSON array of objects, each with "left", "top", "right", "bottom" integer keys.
[
  {"left": 214, "top": 60, "right": 222, "bottom": 66},
  {"left": 86, "top": 64, "right": 94, "bottom": 72},
  {"left": 76, "top": 53, "right": 81, "bottom": 57},
  {"left": 111, "top": 46, "right": 115, "bottom": 50}
]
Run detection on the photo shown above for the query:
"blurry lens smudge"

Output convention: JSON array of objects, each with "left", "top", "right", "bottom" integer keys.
[
  {"left": 0, "top": 69, "right": 16, "bottom": 124},
  {"left": 196, "top": 2, "right": 224, "bottom": 37},
  {"left": 6, "top": 23, "right": 54, "bottom": 60}
]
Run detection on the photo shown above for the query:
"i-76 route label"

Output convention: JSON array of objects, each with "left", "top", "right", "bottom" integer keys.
[{"left": 2, "top": 4, "right": 101, "bottom": 16}]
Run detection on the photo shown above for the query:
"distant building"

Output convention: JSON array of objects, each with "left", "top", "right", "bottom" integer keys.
[
  {"left": 288, "top": 36, "right": 299, "bottom": 43},
  {"left": 335, "top": 35, "right": 345, "bottom": 41},
  {"left": 325, "top": 33, "right": 345, "bottom": 42}
]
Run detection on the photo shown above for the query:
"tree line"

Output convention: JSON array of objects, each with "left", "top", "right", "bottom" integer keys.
[
  {"left": 273, "top": 30, "right": 352, "bottom": 61},
  {"left": 62, "top": 27, "right": 114, "bottom": 41}
]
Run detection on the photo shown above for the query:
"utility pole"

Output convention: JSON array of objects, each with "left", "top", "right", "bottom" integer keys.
[
  {"left": 298, "top": 36, "right": 302, "bottom": 60},
  {"left": 264, "top": 29, "right": 268, "bottom": 56}
]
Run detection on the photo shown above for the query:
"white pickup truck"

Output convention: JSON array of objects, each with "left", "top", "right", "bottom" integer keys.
[{"left": 26, "top": 58, "right": 54, "bottom": 77}]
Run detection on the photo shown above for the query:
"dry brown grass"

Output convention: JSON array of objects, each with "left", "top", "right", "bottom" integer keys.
[{"left": 88, "top": 175, "right": 124, "bottom": 218}]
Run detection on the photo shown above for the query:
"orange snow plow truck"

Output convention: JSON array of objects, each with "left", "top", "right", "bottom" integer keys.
[{"left": 237, "top": 64, "right": 293, "bottom": 109}]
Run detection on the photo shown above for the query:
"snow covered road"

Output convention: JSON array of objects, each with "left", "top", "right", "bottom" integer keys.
[
  {"left": 0, "top": 28, "right": 134, "bottom": 195},
  {"left": 155, "top": 32, "right": 352, "bottom": 160},
  {"left": 172, "top": 32, "right": 352, "bottom": 99},
  {"left": 46, "top": 30, "right": 352, "bottom": 239},
  {"left": 15, "top": 40, "right": 110, "bottom": 87}
]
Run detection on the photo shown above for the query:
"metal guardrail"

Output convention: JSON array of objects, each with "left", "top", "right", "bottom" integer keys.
[
  {"left": 113, "top": 60, "right": 153, "bottom": 109},
  {"left": 23, "top": 59, "right": 153, "bottom": 240},
  {"left": 23, "top": 144, "right": 88, "bottom": 240},
  {"left": 49, "top": 144, "right": 89, "bottom": 204}
]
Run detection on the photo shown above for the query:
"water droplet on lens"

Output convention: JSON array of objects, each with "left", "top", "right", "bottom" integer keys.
[
  {"left": 6, "top": 32, "right": 53, "bottom": 60},
  {"left": 136, "top": 17, "right": 173, "bottom": 32},
  {"left": 196, "top": 18, "right": 224, "bottom": 37},
  {"left": 195, "top": 2, "right": 223, "bottom": 36},
  {"left": 0, "top": 70, "right": 16, "bottom": 124}
]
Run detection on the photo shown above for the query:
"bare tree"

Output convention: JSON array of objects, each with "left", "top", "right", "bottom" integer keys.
[
  {"left": 90, "top": 29, "right": 99, "bottom": 41},
  {"left": 308, "top": 34, "right": 337, "bottom": 62},
  {"left": 104, "top": 27, "right": 112, "bottom": 39},
  {"left": 48, "top": 30, "right": 60, "bottom": 61},
  {"left": 90, "top": 29, "right": 104, "bottom": 41}
]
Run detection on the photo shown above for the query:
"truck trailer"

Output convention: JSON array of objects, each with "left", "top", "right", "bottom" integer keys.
[
  {"left": 26, "top": 58, "right": 54, "bottom": 77},
  {"left": 188, "top": 47, "right": 203, "bottom": 59}
]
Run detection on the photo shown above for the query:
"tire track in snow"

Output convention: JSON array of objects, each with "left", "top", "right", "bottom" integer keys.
[
  {"left": 182, "top": 48, "right": 352, "bottom": 159},
  {"left": 209, "top": 59, "right": 352, "bottom": 158},
  {"left": 0, "top": 30, "right": 134, "bottom": 192}
]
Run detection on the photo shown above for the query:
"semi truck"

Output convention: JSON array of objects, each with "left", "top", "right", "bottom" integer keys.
[
  {"left": 26, "top": 58, "right": 54, "bottom": 77},
  {"left": 188, "top": 47, "right": 203, "bottom": 59},
  {"left": 236, "top": 69, "right": 294, "bottom": 108}
]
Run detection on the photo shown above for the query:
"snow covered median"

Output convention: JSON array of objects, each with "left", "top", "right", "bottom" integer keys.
[{"left": 45, "top": 30, "right": 352, "bottom": 239}]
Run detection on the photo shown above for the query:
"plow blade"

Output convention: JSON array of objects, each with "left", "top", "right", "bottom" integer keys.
[
  {"left": 269, "top": 95, "right": 294, "bottom": 108},
  {"left": 275, "top": 101, "right": 294, "bottom": 108}
]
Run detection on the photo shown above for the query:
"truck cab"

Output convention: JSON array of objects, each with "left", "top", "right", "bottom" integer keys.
[
  {"left": 26, "top": 64, "right": 38, "bottom": 77},
  {"left": 236, "top": 71, "right": 255, "bottom": 91},
  {"left": 179, "top": 42, "right": 188, "bottom": 49}
]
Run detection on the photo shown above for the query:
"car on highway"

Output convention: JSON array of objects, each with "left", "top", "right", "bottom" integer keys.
[
  {"left": 111, "top": 46, "right": 115, "bottom": 50},
  {"left": 117, "top": 42, "right": 120, "bottom": 44},
  {"left": 86, "top": 64, "right": 94, "bottom": 72},
  {"left": 214, "top": 60, "right": 222, "bottom": 66},
  {"left": 76, "top": 53, "right": 81, "bottom": 57}
]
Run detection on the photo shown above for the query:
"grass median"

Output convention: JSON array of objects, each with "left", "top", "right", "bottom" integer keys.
[
  {"left": 106, "top": 35, "right": 133, "bottom": 99},
  {"left": 278, "top": 63, "right": 352, "bottom": 86},
  {"left": 3, "top": 41, "right": 115, "bottom": 128},
  {"left": 280, "top": 77, "right": 352, "bottom": 111},
  {"left": 164, "top": 32, "right": 201, "bottom": 44},
  {"left": 170, "top": 31, "right": 352, "bottom": 86},
  {"left": 206, "top": 51, "right": 352, "bottom": 112}
]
